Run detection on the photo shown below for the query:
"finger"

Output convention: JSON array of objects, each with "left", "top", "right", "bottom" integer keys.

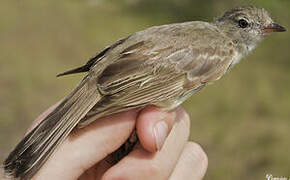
[
  {"left": 169, "top": 142, "right": 208, "bottom": 180},
  {"left": 102, "top": 108, "right": 190, "bottom": 180},
  {"left": 136, "top": 106, "right": 177, "bottom": 152},
  {"left": 33, "top": 110, "right": 137, "bottom": 180}
]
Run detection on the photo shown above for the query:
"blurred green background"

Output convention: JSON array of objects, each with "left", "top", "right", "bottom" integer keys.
[{"left": 0, "top": 0, "right": 289, "bottom": 179}]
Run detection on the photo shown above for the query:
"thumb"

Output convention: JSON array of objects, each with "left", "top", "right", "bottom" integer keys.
[{"left": 136, "top": 106, "right": 180, "bottom": 152}]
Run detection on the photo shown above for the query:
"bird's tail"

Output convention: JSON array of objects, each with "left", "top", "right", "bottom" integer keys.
[{"left": 3, "top": 76, "right": 101, "bottom": 180}]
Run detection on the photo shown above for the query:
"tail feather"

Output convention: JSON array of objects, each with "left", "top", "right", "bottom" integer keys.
[{"left": 3, "top": 76, "right": 101, "bottom": 179}]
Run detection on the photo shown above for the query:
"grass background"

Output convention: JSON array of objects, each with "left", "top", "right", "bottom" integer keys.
[{"left": 0, "top": 0, "right": 289, "bottom": 179}]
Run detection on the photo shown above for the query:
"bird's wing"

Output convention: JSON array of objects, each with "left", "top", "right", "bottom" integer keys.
[
  {"left": 80, "top": 48, "right": 187, "bottom": 126},
  {"left": 79, "top": 22, "right": 234, "bottom": 125},
  {"left": 95, "top": 21, "right": 234, "bottom": 92}
]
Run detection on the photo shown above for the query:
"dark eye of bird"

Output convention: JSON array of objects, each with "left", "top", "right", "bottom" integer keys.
[{"left": 238, "top": 19, "right": 249, "bottom": 28}]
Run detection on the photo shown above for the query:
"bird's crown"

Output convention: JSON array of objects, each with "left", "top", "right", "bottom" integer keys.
[{"left": 216, "top": 6, "right": 273, "bottom": 28}]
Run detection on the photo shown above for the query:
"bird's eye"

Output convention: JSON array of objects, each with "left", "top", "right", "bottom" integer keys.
[{"left": 238, "top": 19, "right": 249, "bottom": 28}]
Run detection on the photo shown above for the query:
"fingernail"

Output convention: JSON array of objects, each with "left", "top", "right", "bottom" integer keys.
[{"left": 154, "top": 121, "right": 169, "bottom": 151}]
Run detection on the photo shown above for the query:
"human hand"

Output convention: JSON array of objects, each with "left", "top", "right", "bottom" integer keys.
[{"left": 28, "top": 103, "right": 208, "bottom": 180}]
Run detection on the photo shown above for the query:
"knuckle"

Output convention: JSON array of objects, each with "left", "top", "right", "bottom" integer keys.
[{"left": 185, "top": 142, "right": 208, "bottom": 169}]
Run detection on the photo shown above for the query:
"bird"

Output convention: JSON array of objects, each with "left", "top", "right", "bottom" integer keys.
[{"left": 3, "top": 5, "right": 286, "bottom": 180}]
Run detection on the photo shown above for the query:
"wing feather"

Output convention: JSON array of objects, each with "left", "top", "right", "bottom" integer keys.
[{"left": 79, "top": 22, "right": 234, "bottom": 126}]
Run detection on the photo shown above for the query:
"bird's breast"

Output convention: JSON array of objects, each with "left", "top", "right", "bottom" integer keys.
[{"left": 230, "top": 50, "right": 244, "bottom": 67}]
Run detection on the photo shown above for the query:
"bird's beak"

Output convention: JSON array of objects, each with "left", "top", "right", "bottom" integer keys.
[{"left": 262, "top": 23, "right": 287, "bottom": 34}]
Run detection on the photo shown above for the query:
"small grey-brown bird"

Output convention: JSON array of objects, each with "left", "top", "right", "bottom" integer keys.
[{"left": 4, "top": 5, "right": 286, "bottom": 179}]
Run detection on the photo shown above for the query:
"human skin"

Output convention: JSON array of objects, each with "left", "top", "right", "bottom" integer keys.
[{"left": 23, "top": 104, "right": 208, "bottom": 180}]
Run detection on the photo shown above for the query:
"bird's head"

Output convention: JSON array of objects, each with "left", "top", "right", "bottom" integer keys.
[{"left": 215, "top": 6, "right": 286, "bottom": 53}]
